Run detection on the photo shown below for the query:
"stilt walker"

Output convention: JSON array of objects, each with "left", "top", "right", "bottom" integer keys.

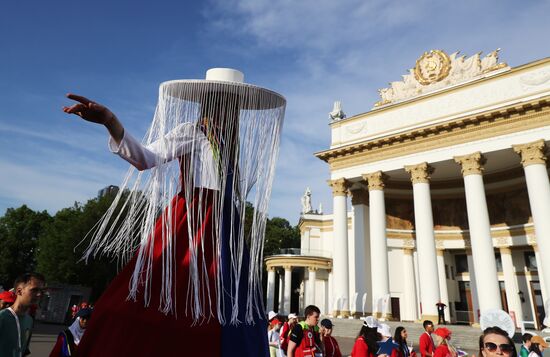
[{"left": 62, "top": 68, "right": 286, "bottom": 356}]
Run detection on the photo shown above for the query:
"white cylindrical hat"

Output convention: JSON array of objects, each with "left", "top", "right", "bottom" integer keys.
[{"left": 206, "top": 68, "right": 244, "bottom": 83}]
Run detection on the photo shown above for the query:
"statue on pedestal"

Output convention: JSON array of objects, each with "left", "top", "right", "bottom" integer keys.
[
  {"left": 329, "top": 101, "right": 346, "bottom": 121},
  {"left": 301, "top": 187, "right": 313, "bottom": 214}
]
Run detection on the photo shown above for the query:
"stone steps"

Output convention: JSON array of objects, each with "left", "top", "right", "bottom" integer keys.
[{"left": 325, "top": 318, "right": 485, "bottom": 351}]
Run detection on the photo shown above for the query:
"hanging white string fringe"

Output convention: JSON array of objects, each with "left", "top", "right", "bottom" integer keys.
[{"left": 80, "top": 69, "right": 286, "bottom": 325}]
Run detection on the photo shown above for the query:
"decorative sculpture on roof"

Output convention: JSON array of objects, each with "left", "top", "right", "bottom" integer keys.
[
  {"left": 374, "top": 49, "right": 508, "bottom": 107},
  {"left": 301, "top": 187, "right": 313, "bottom": 214},
  {"left": 329, "top": 100, "right": 346, "bottom": 121}
]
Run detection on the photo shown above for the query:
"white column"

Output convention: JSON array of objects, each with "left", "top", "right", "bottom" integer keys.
[
  {"left": 499, "top": 247, "right": 524, "bottom": 327},
  {"left": 413, "top": 251, "right": 422, "bottom": 318},
  {"left": 403, "top": 249, "right": 418, "bottom": 321},
  {"left": 455, "top": 152, "right": 502, "bottom": 313},
  {"left": 350, "top": 187, "right": 371, "bottom": 317},
  {"left": 328, "top": 270, "right": 334, "bottom": 316},
  {"left": 405, "top": 162, "right": 440, "bottom": 320},
  {"left": 266, "top": 267, "right": 276, "bottom": 312},
  {"left": 513, "top": 140, "right": 550, "bottom": 303},
  {"left": 364, "top": 171, "right": 391, "bottom": 319},
  {"left": 278, "top": 272, "right": 284, "bottom": 313},
  {"left": 467, "top": 251, "right": 480, "bottom": 323},
  {"left": 436, "top": 250, "right": 451, "bottom": 322},
  {"left": 307, "top": 267, "right": 317, "bottom": 306},
  {"left": 533, "top": 245, "right": 548, "bottom": 304},
  {"left": 284, "top": 266, "right": 292, "bottom": 315},
  {"left": 328, "top": 178, "right": 351, "bottom": 317}
]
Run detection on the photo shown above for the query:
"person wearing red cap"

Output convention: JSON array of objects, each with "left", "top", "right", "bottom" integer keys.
[
  {"left": 433, "top": 327, "right": 456, "bottom": 357},
  {"left": 0, "top": 291, "right": 16, "bottom": 310},
  {"left": 268, "top": 318, "right": 283, "bottom": 357}
]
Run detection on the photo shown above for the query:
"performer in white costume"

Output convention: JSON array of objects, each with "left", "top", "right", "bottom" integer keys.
[{"left": 62, "top": 68, "right": 286, "bottom": 356}]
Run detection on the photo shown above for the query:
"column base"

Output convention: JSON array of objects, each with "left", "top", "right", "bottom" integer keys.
[
  {"left": 339, "top": 310, "right": 351, "bottom": 318},
  {"left": 420, "top": 314, "right": 439, "bottom": 322},
  {"left": 374, "top": 312, "right": 393, "bottom": 321},
  {"left": 332, "top": 310, "right": 352, "bottom": 318},
  {"left": 351, "top": 311, "right": 372, "bottom": 319}
]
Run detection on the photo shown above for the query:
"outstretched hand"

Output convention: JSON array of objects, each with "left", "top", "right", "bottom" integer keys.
[{"left": 62, "top": 94, "right": 116, "bottom": 125}]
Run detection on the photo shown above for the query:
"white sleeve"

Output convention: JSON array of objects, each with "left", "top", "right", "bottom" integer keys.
[{"left": 108, "top": 123, "right": 197, "bottom": 171}]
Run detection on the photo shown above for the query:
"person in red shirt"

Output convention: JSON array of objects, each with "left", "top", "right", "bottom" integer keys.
[
  {"left": 351, "top": 316, "right": 380, "bottom": 357},
  {"left": 287, "top": 305, "right": 322, "bottom": 357},
  {"left": 280, "top": 312, "right": 298, "bottom": 353},
  {"left": 419, "top": 320, "right": 435, "bottom": 357},
  {"left": 433, "top": 327, "right": 456, "bottom": 357},
  {"left": 320, "top": 319, "right": 342, "bottom": 357}
]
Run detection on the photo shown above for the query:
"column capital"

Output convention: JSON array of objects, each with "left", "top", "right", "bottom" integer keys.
[
  {"left": 267, "top": 266, "right": 276, "bottom": 272},
  {"left": 404, "top": 162, "right": 434, "bottom": 184},
  {"left": 349, "top": 187, "right": 369, "bottom": 206},
  {"left": 512, "top": 139, "right": 547, "bottom": 167},
  {"left": 403, "top": 248, "right": 414, "bottom": 256},
  {"left": 454, "top": 152, "right": 486, "bottom": 176},
  {"left": 436, "top": 249, "right": 445, "bottom": 256},
  {"left": 308, "top": 266, "right": 318, "bottom": 272},
  {"left": 328, "top": 178, "right": 351, "bottom": 197},
  {"left": 283, "top": 265, "right": 292, "bottom": 271},
  {"left": 362, "top": 171, "right": 388, "bottom": 191},
  {"left": 499, "top": 246, "right": 512, "bottom": 255}
]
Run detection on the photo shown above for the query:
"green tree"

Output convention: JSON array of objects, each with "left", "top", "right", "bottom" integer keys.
[
  {"left": 242, "top": 202, "right": 300, "bottom": 256},
  {"left": 263, "top": 217, "right": 300, "bottom": 257},
  {"left": 37, "top": 194, "right": 123, "bottom": 301},
  {"left": 0, "top": 205, "right": 51, "bottom": 289}
]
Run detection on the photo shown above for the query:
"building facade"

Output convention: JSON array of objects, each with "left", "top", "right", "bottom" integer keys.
[{"left": 265, "top": 50, "right": 550, "bottom": 328}]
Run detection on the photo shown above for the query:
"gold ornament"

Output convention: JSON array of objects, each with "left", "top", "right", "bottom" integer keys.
[{"left": 414, "top": 50, "right": 451, "bottom": 85}]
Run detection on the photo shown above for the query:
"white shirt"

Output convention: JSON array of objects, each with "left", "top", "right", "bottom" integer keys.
[
  {"left": 268, "top": 329, "right": 281, "bottom": 351},
  {"left": 109, "top": 123, "right": 220, "bottom": 190}
]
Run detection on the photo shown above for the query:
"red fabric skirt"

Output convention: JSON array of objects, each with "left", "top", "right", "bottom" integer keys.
[{"left": 76, "top": 190, "right": 220, "bottom": 356}]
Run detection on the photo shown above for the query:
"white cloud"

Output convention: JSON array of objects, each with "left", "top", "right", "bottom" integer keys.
[{"left": 207, "top": 0, "right": 550, "bottom": 223}]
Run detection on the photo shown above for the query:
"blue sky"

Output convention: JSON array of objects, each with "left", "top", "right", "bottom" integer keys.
[{"left": 1, "top": 0, "right": 549, "bottom": 224}]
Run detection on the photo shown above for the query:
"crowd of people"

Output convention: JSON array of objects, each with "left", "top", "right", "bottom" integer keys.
[
  {"left": 263, "top": 306, "right": 550, "bottom": 357},
  {"left": 1, "top": 272, "right": 550, "bottom": 357},
  {"left": 267, "top": 305, "right": 343, "bottom": 357}
]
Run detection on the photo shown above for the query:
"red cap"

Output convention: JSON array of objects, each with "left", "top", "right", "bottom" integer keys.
[
  {"left": 270, "top": 318, "right": 281, "bottom": 327},
  {"left": 0, "top": 291, "right": 16, "bottom": 304},
  {"left": 434, "top": 327, "right": 452, "bottom": 340}
]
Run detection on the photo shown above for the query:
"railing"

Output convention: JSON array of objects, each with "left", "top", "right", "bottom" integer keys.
[{"left": 274, "top": 248, "right": 332, "bottom": 258}]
